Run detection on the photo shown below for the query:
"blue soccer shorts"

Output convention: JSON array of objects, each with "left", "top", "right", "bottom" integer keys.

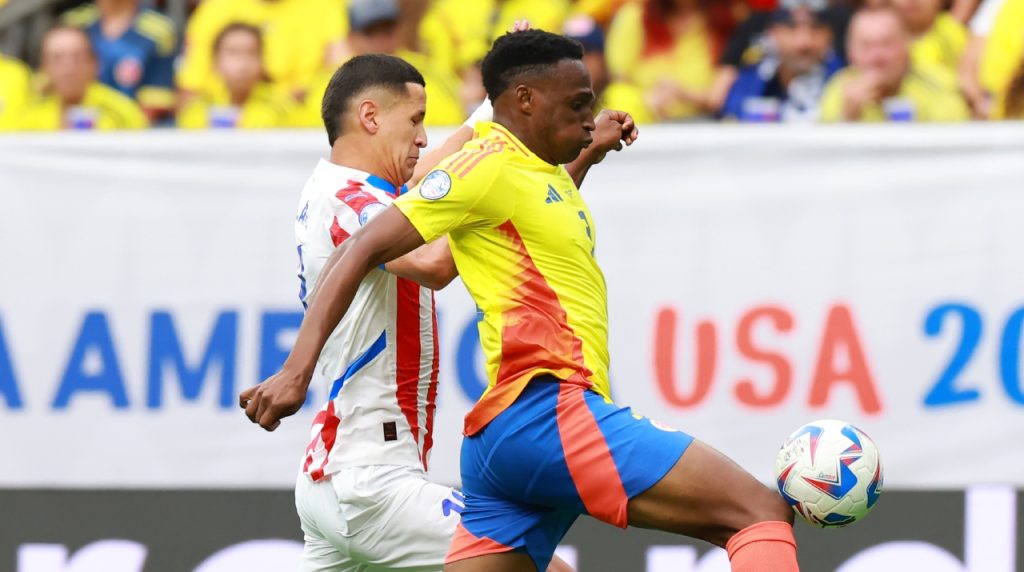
[{"left": 447, "top": 375, "right": 694, "bottom": 570}]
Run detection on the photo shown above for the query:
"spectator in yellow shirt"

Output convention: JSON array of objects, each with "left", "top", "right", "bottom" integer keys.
[
  {"left": 19, "top": 26, "right": 148, "bottom": 130},
  {"left": 295, "top": 0, "right": 465, "bottom": 127},
  {"left": 959, "top": 0, "right": 1023, "bottom": 118},
  {"left": 418, "top": 0, "right": 570, "bottom": 77},
  {"left": 176, "top": 0, "right": 347, "bottom": 98},
  {"left": 819, "top": 7, "right": 969, "bottom": 122},
  {"left": 574, "top": 0, "right": 631, "bottom": 26},
  {"left": 604, "top": 0, "right": 718, "bottom": 123},
  {"left": 178, "top": 23, "right": 295, "bottom": 129},
  {"left": 0, "top": 54, "right": 31, "bottom": 130},
  {"left": 892, "top": 0, "right": 967, "bottom": 74}
]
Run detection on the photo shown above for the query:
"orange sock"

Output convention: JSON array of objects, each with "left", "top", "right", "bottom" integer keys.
[{"left": 725, "top": 521, "right": 799, "bottom": 572}]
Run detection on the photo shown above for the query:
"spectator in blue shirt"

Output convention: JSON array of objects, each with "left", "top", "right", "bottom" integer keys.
[
  {"left": 721, "top": 0, "right": 844, "bottom": 122},
  {"left": 62, "top": 0, "right": 177, "bottom": 121}
]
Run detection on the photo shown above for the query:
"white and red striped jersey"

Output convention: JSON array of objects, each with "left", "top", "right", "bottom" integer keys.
[{"left": 295, "top": 159, "right": 439, "bottom": 481}]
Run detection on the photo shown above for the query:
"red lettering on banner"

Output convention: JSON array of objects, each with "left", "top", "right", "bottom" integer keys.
[
  {"left": 653, "top": 307, "right": 717, "bottom": 408},
  {"left": 735, "top": 306, "right": 794, "bottom": 408},
  {"left": 808, "top": 304, "right": 883, "bottom": 414}
]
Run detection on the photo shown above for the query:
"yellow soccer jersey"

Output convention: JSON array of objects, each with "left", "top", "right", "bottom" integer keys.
[
  {"left": 396, "top": 122, "right": 610, "bottom": 435},
  {"left": 819, "top": 66, "right": 970, "bottom": 122},
  {"left": 18, "top": 82, "right": 148, "bottom": 130},
  {"left": 0, "top": 55, "right": 31, "bottom": 130},
  {"left": 177, "top": 82, "right": 294, "bottom": 129},
  {"left": 910, "top": 12, "right": 967, "bottom": 76},
  {"left": 176, "top": 0, "right": 346, "bottom": 94}
]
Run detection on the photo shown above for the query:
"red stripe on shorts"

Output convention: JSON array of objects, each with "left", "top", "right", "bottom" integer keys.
[
  {"left": 445, "top": 523, "right": 514, "bottom": 564},
  {"left": 555, "top": 383, "right": 629, "bottom": 527}
]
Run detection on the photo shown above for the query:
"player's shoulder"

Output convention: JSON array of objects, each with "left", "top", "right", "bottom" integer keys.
[
  {"left": 441, "top": 124, "right": 528, "bottom": 183},
  {"left": 439, "top": 142, "right": 503, "bottom": 183}
]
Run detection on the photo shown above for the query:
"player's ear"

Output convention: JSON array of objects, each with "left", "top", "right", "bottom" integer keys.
[
  {"left": 357, "top": 99, "right": 380, "bottom": 134},
  {"left": 514, "top": 84, "right": 533, "bottom": 115}
]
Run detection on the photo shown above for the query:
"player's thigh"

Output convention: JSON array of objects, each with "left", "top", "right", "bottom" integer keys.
[
  {"left": 626, "top": 439, "right": 793, "bottom": 547},
  {"left": 390, "top": 478, "right": 463, "bottom": 545},
  {"left": 444, "top": 552, "right": 539, "bottom": 572},
  {"left": 353, "top": 477, "right": 463, "bottom": 571},
  {"left": 295, "top": 475, "right": 362, "bottom": 572},
  {"left": 299, "top": 535, "right": 367, "bottom": 572}
]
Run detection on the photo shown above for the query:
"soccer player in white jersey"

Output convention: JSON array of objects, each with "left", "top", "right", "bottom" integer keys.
[
  {"left": 282, "top": 54, "right": 459, "bottom": 572},
  {"left": 239, "top": 52, "right": 631, "bottom": 571}
]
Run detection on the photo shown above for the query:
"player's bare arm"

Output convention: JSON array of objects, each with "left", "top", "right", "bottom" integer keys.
[
  {"left": 241, "top": 206, "right": 424, "bottom": 430},
  {"left": 412, "top": 126, "right": 474, "bottom": 185},
  {"left": 566, "top": 109, "right": 639, "bottom": 188},
  {"left": 383, "top": 235, "right": 456, "bottom": 290}
]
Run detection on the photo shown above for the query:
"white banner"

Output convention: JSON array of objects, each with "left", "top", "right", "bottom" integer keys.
[{"left": 1, "top": 125, "right": 1023, "bottom": 489}]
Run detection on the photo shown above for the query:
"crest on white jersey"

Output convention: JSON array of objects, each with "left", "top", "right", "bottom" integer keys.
[{"left": 419, "top": 170, "right": 451, "bottom": 200}]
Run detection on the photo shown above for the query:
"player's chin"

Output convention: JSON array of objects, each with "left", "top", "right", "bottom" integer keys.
[
  {"left": 404, "top": 156, "right": 419, "bottom": 174},
  {"left": 561, "top": 139, "right": 591, "bottom": 163}
]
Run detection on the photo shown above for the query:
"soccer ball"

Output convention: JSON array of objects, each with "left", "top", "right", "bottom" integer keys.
[{"left": 774, "top": 419, "right": 883, "bottom": 528}]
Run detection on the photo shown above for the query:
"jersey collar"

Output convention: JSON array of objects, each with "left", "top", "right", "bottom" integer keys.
[
  {"left": 317, "top": 159, "right": 408, "bottom": 197},
  {"left": 476, "top": 121, "right": 563, "bottom": 174},
  {"left": 365, "top": 174, "right": 408, "bottom": 198}
]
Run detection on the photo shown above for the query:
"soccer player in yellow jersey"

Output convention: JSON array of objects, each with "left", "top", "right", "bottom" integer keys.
[{"left": 248, "top": 30, "right": 798, "bottom": 572}]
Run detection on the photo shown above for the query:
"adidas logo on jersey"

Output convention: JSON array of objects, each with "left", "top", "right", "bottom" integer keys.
[{"left": 545, "top": 184, "right": 564, "bottom": 204}]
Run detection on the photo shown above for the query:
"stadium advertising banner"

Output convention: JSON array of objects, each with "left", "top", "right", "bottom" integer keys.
[
  {"left": 1, "top": 488, "right": 1020, "bottom": 571},
  {"left": 1, "top": 126, "right": 1024, "bottom": 493}
]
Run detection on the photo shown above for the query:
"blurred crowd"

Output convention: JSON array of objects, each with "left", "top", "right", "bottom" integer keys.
[{"left": 0, "top": 0, "right": 1021, "bottom": 131}]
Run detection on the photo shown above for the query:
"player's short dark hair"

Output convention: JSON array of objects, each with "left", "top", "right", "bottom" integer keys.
[
  {"left": 213, "top": 22, "right": 263, "bottom": 55},
  {"left": 481, "top": 30, "right": 584, "bottom": 103},
  {"left": 320, "top": 54, "right": 426, "bottom": 146}
]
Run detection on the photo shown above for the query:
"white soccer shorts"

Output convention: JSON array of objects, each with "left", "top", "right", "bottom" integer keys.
[{"left": 295, "top": 465, "right": 464, "bottom": 572}]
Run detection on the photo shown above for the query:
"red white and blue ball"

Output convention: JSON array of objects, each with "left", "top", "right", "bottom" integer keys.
[{"left": 774, "top": 419, "right": 883, "bottom": 528}]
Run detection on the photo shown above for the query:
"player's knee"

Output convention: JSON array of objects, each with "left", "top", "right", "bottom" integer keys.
[
  {"left": 766, "top": 492, "right": 795, "bottom": 525},
  {"left": 702, "top": 488, "right": 793, "bottom": 548},
  {"left": 739, "top": 486, "right": 795, "bottom": 529}
]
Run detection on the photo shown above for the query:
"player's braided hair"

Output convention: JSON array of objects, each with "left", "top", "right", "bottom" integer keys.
[
  {"left": 481, "top": 29, "right": 584, "bottom": 103},
  {"left": 321, "top": 54, "right": 426, "bottom": 146}
]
